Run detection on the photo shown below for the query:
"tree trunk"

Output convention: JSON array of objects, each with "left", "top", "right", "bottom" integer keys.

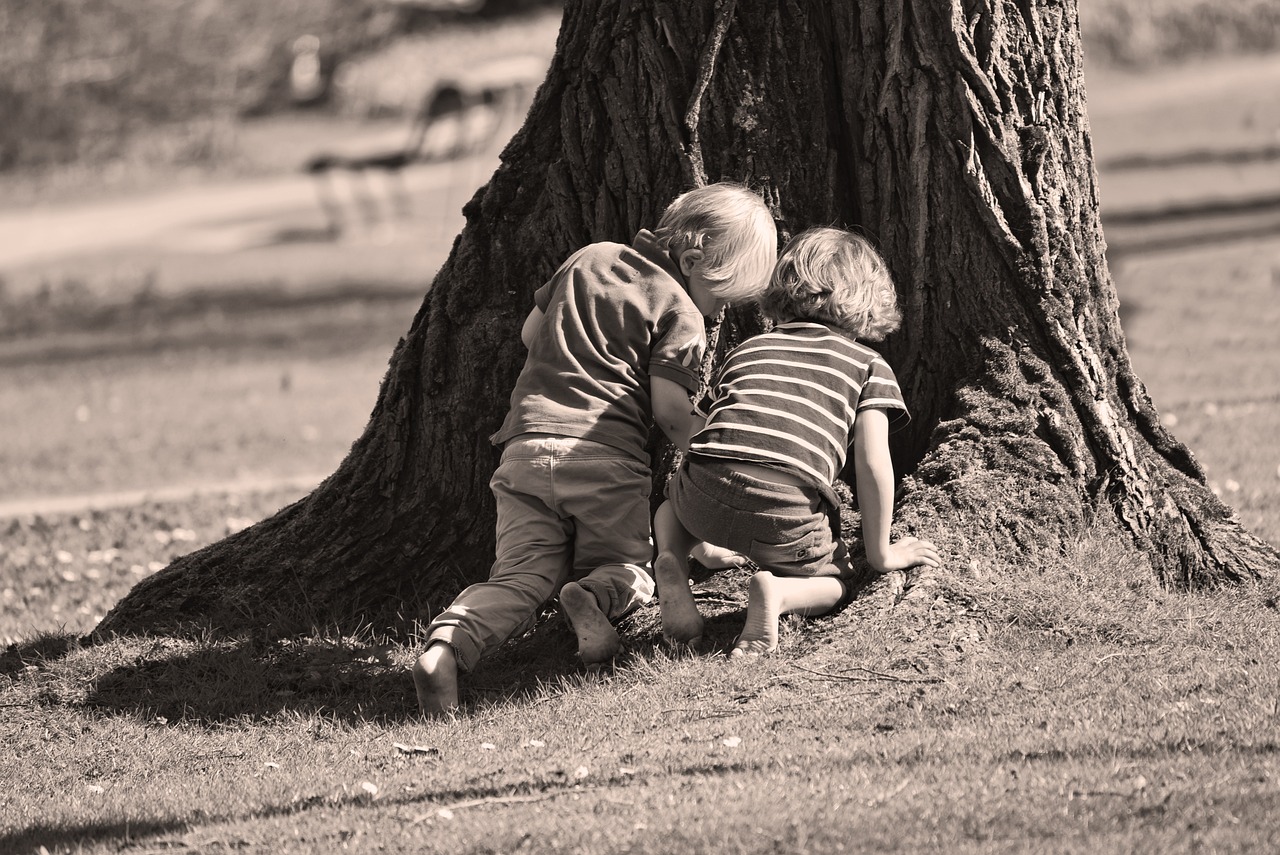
[{"left": 97, "top": 0, "right": 1277, "bottom": 638}]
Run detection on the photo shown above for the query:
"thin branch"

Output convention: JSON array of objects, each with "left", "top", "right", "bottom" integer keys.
[
  {"left": 692, "top": 593, "right": 745, "bottom": 605},
  {"left": 680, "top": 0, "right": 738, "bottom": 186},
  {"left": 789, "top": 662, "right": 942, "bottom": 685}
]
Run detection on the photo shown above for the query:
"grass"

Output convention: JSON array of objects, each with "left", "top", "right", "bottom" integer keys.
[
  {"left": 1117, "top": 237, "right": 1280, "bottom": 546},
  {"left": 0, "top": 280, "right": 419, "bottom": 504},
  {"left": 0, "top": 489, "right": 309, "bottom": 647},
  {"left": 2, "top": 369, "right": 1278, "bottom": 853},
  {"left": 4, "top": 534, "right": 1280, "bottom": 852}
]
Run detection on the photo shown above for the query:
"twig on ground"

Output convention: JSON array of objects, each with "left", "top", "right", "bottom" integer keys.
[
  {"left": 865, "top": 778, "right": 911, "bottom": 807},
  {"left": 789, "top": 663, "right": 942, "bottom": 685},
  {"left": 691, "top": 691, "right": 863, "bottom": 722},
  {"left": 1022, "top": 650, "right": 1159, "bottom": 692},
  {"left": 693, "top": 593, "right": 745, "bottom": 605},
  {"left": 769, "top": 692, "right": 875, "bottom": 711},
  {"left": 689, "top": 709, "right": 743, "bottom": 723},
  {"left": 468, "top": 684, "right": 569, "bottom": 726}
]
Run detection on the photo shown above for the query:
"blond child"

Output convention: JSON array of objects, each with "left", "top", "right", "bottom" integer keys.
[
  {"left": 414, "top": 183, "right": 778, "bottom": 715},
  {"left": 654, "top": 227, "right": 940, "bottom": 656}
]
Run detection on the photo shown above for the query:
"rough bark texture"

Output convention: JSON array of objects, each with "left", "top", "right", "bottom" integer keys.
[{"left": 98, "top": 0, "right": 1277, "bottom": 638}]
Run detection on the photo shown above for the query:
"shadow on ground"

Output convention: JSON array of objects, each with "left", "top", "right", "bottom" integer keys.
[
  {"left": 0, "top": 558, "right": 888, "bottom": 729},
  {"left": 82, "top": 634, "right": 421, "bottom": 723},
  {"left": 0, "top": 818, "right": 192, "bottom": 855},
  {"left": 69, "top": 565, "right": 778, "bottom": 725},
  {"left": 0, "top": 632, "right": 81, "bottom": 676},
  {"left": 0, "top": 280, "right": 425, "bottom": 367}
]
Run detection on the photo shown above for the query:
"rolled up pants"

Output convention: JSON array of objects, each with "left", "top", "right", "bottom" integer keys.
[{"left": 427, "top": 435, "right": 656, "bottom": 671}]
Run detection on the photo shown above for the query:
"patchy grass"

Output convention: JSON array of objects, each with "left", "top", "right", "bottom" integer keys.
[
  {"left": 0, "top": 489, "right": 310, "bottom": 646},
  {"left": 0, "top": 278, "right": 420, "bottom": 504},
  {"left": 3, "top": 281, "right": 1278, "bottom": 851},
  {"left": 3, "top": 528, "right": 1280, "bottom": 853},
  {"left": 1116, "top": 237, "right": 1280, "bottom": 546}
]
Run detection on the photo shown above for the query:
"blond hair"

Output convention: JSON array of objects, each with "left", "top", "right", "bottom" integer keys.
[
  {"left": 760, "top": 228, "right": 902, "bottom": 341},
  {"left": 652, "top": 183, "right": 778, "bottom": 303}
]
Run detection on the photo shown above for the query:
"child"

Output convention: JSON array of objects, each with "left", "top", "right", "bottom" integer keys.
[
  {"left": 654, "top": 227, "right": 940, "bottom": 656},
  {"left": 413, "top": 183, "right": 778, "bottom": 715}
]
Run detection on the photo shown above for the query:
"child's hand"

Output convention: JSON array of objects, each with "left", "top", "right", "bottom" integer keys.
[{"left": 871, "top": 536, "right": 940, "bottom": 574}]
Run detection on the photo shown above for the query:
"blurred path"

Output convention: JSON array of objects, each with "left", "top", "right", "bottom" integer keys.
[
  {"left": 1, "top": 54, "right": 1276, "bottom": 276},
  {"left": 0, "top": 175, "right": 325, "bottom": 268},
  {"left": 2, "top": 52, "right": 1277, "bottom": 271},
  {"left": 0, "top": 151, "right": 497, "bottom": 272},
  {"left": 0, "top": 475, "right": 325, "bottom": 521},
  {"left": 1086, "top": 54, "right": 1280, "bottom": 212}
]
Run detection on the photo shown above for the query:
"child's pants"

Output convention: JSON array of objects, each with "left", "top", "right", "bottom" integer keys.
[
  {"left": 668, "top": 455, "right": 853, "bottom": 578},
  {"left": 426, "top": 434, "right": 656, "bottom": 671}
]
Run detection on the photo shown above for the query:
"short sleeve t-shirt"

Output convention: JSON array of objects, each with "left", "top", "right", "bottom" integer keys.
[
  {"left": 689, "top": 321, "right": 908, "bottom": 492},
  {"left": 490, "top": 230, "right": 708, "bottom": 464}
]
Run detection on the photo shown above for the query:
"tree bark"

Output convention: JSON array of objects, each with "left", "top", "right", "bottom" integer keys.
[{"left": 98, "top": 0, "right": 1277, "bottom": 638}]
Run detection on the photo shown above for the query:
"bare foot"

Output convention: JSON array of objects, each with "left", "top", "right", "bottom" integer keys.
[
  {"left": 690, "top": 542, "right": 749, "bottom": 570},
  {"left": 730, "top": 637, "right": 774, "bottom": 658},
  {"left": 559, "top": 582, "right": 620, "bottom": 665},
  {"left": 729, "top": 571, "right": 781, "bottom": 657},
  {"left": 412, "top": 641, "right": 459, "bottom": 718},
  {"left": 655, "top": 551, "right": 704, "bottom": 645}
]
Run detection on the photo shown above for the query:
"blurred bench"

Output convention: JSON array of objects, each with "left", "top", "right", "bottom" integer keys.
[{"left": 303, "top": 56, "right": 545, "bottom": 236}]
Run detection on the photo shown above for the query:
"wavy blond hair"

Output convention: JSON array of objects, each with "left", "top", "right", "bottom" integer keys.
[
  {"left": 759, "top": 227, "right": 901, "bottom": 341},
  {"left": 652, "top": 182, "right": 778, "bottom": 303}
]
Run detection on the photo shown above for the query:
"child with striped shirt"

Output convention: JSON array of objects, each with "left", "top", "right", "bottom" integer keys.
[{"left": 655, "top": 227, "right": 940, "bottom": 656}]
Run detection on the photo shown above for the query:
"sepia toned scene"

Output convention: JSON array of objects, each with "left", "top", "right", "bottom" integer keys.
[{"left": 2, "top": 0, "right": 1279, "bottom": 852}]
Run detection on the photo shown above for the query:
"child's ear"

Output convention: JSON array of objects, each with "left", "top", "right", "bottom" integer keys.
[{"left": 678, "top": 248, "right": 704, "bottom": 277}]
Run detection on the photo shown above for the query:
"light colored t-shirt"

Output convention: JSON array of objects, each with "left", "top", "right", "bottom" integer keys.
[
  {"left": 491, "top": 230, "right": 707, "bottom": 464},
  {"left": 690, "top": 321, "right": 908, "bottom": 492}
]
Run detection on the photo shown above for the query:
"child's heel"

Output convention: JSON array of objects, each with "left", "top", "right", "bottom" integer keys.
[{"left": 655, "top": 552, "right": 704, "bottom": 645}]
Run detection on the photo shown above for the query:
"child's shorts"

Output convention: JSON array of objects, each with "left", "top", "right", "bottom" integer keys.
[{"left": 668, "top": 455, "right": 852, "bottom": 578}]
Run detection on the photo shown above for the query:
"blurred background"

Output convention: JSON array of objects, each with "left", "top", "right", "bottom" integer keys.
[{"left": 0, "top": 0, "right": 1277, "bottom": 536}]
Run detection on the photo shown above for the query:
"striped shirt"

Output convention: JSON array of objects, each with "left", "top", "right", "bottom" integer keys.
[{"left": 689, "top": 322, "right": 908, "bottom": 491}]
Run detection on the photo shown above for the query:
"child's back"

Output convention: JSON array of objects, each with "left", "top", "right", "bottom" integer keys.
[
  {"left": 689, "top": 319, "right": 908, "bottom": 511},
  {"left": 654, "top": 227, "right": 941, "bottom": 655},
  {"left": 492, "top": 236, "right": 709, "bottom": 464}
]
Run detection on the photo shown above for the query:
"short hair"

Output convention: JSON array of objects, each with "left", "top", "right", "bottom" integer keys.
[
  {"left": 759, "top": 228, "right": 902, "bottom": 341},
  {"left": 652, "top": 182, "right": 778, "bottom": 303}
]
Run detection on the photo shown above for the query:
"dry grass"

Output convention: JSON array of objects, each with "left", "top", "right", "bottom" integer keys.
[
  {"left": 0, "top": 281, "right": 419, "bottom": 506},
  {"left": 4, "top": 163, "right": 1279, "bottom": 855},
  {"left": 4, "top": 529, "right": 1280, "bottom": 852},
  {"left": 1117, "top": 236, "right": 1280, "bottom": 546}
]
